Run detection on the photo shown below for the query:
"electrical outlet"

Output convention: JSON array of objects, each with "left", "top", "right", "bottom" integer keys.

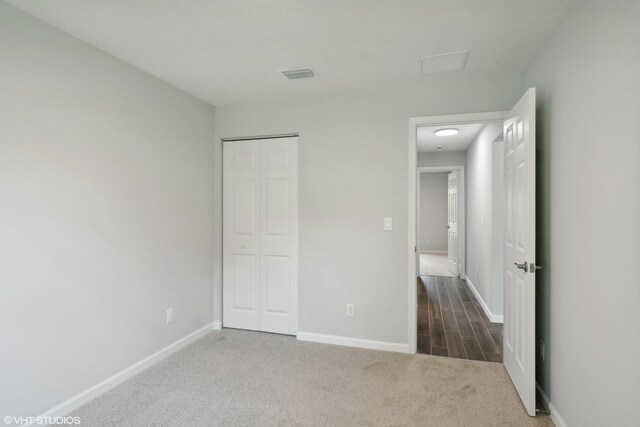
[
  {"left": 539, "top": 339, "right": 545, "bottom": 362},
  {"left": 425, "top": 238, "right": 430, "bottom": 245},
  {"left": 166, "top": 308, "right": 174, "bottom": 324},
  {"left": 475, "top": 268, "right": 479, "bottom": 280},
  {"left": 346, "top": 303, "right": 355, "bottom": 317}
]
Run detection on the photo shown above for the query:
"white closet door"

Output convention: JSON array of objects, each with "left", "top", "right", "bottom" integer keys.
[
  {"left": 223, "top": 137, "right": 298, "bottom": 335},
  {"left": 259, "top": 138, "right": 298, "bottom": 334},
  {"left": 223, "top": 140, "right": 261, "bottom": 330}
]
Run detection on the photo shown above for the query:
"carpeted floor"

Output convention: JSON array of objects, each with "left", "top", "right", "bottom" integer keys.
[{"left": 72, "top": 329, "right": 551, "bottom": 426}]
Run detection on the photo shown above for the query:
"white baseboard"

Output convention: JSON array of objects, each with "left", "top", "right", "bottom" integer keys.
[
  {"left": 213, "top": 321, "right": 222, "bottom": 330},
  {"left": 464, "top": 275, "right": 503, "bottom": 323},
  {"left": 297, "top": 331, "right": 410, "bottom": 354},
  {"left": 31, "top": 323, "right": 214, "bottom": 425},
  {"left": 419, "top": 250, "right": 447, "bottom": 254},
  {"left": 536, "top": 382, "right": 567, "bottom": 427}
]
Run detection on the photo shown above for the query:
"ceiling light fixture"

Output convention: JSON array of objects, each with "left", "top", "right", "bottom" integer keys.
[
  {"left": 436, "top": 145, "right": 444, "bottom": 150},
  {"left": 434, "top": 128, "right": 459, "bottom": 137}
]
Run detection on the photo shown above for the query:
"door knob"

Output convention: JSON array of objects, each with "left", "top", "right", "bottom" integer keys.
[
  {"left": 240, "top": 242, "right": 246, "bottom": 249},
  {"left": 514, "top": 261, "right": 528, "bottom": 271}
]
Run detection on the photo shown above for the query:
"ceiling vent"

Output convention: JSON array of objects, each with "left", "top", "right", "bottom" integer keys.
[
  {"left": 281, "top": 67, "right": 316, "bottom": 79},
  {"left": 421, "top": 51, "right": 469, "bottom": 75}
]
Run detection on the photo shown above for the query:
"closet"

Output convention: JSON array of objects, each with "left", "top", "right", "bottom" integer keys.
[{"left": 222, "top": 136, "right": 298, "bottom": 335}]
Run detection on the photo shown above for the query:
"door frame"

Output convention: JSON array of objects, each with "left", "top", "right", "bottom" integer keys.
[
  {"left": 417, "top": 166, "right": 466, "bottom": 277},
  {"left": 407, "top": 111, "right": 506, "bottom": 354},
  {"left": 221, "top": 133, "right": 300, "bottom": 334}
]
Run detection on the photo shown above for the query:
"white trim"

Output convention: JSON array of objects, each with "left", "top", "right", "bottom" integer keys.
[
  {"left": 213, "top": 321, "right": 222, "bottom": 330},
  {"left": 408, "top": 119, "right": 418, "bottom": 354},
  {"left": 536, "top": 382, "right": 568, "bottom": 427},
  {"left": 30, "top": 323, "right": 214, "bottom": 425},
  {"left": 408, "top": 111, "right": 507, "bottom": 356},
  {"left": 297, "top": 331, "right": 410, "bottom": 354},
  {"left": 464, "top": 275, "right": 504, "bottom": 323},
  {"left": 419, "top": 250, "right": 447, "bottom": 254}
]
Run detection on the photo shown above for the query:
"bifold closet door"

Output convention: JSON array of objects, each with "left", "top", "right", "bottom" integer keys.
[{"left": 223, "top": 137, "right": 298, "bottom": 335}]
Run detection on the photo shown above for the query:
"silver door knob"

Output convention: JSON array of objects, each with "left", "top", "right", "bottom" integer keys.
[
  {"left": 514, "top": 262, "right": 528, "bottom": 271},
  {"left": 240, "top": 242, "right": 246, "bottom": 249},
  {"left": 529, "top": 263, "right": 542, "bottom": 272}
]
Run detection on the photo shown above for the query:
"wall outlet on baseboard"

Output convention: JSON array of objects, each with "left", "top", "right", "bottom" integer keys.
[
  {"left": 475, "top": 268, "right": 479, "bottom": 281},
  {"left": 346, "top": 303, "right": 355, "bottom": 317},
  {"left": 166, "top": 308, "right": 174, "bottom": 324}
]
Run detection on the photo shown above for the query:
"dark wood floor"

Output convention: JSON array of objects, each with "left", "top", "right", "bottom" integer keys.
[{"left": 417, "top": 275, "right": 503, "bottom": 362}]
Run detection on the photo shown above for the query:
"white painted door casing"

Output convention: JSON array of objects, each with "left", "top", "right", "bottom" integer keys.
[
  {"left": 223, "top": 137, "right": 298, "bottom": 335},
  {"left": 503, "top": 88, "right": 536, "bottom": 416},
  {"left": 447, "top": 171, "right": 459, "bottom": 276}
]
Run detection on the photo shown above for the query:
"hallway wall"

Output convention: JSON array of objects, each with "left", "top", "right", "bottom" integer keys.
[
  {"left": 465, "top": 123, "right": 503, "bottom": 319},
  {"left": 419, "top": 172, "right": 448, "bottom": 252}
]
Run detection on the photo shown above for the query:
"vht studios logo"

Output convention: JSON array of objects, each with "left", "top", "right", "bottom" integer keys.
[{"left": 3, "top": 416, "right": 81, "bottom": 425}]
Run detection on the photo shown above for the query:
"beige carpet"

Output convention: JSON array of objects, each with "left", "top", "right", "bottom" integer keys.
[
  {"left": 420, "top": 253, "right": 456, "bottom": 277},
  {"left": 71, "top": 329, "right": 551, "bottom": 426}
]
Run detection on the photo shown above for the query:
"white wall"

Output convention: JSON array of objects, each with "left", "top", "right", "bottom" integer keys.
[
  {"left": 418, "top": 151, "right": 466, "bottom": 167},
  {"left": 0, "top": 2, "right": 216, "bottom": 417},
  {"left": 465, "top": 123, "right": 503, "bottom": 318},
  {"left": 490, "top": 138, "right": 504, "bottom": 317},
  {"left": 419, "top": 172, "right": 448, "bottom": 252},
  {"left": 523, "top": 0, "right": 640, "bottom": 425},
  {"left": 213, "top": 76, "right": 522, "bottom": 345}
]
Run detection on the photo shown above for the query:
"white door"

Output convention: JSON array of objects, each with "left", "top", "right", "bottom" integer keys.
[
  {"left": 223, "top": 137, "right": 298, "bottom": 335},
  {"left": 447, "top": 171, "right": 459, "bottom": 276},
  {"left": 259, "top": 138, "right": 298, "bottom": 334},
  {"left": 503, "top": 88, "right": 537, "bottom": 416}
]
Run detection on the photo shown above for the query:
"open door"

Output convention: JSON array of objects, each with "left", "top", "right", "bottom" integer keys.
[
  {"left": 447, "top": 170, "right": 459, "bottom": 276},
  {"left": 503, "top": 88, "right": 537, "bottom": 416}
]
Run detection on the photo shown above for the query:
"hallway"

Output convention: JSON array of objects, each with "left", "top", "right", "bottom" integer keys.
[{"left": 417, "top": 275, "right": 503, "bottom": 362}]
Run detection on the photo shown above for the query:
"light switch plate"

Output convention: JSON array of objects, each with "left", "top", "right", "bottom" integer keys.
[{"left": 384, "top": 217, "right": 393, "bottom": 231}]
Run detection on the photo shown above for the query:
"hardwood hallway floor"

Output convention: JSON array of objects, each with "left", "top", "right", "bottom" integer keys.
[{"left": 417, "top": 275, "right": 503, "bottom": 362}]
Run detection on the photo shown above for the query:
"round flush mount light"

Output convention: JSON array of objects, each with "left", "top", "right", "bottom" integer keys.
[
  {"left": 434, "top": 128, "right": 459, "bottom": 137},
  {"left": 436, "top": 145, "right": 444, "bottom": 150}
]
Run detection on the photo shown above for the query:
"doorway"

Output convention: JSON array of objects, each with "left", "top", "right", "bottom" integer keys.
[
  {"left": 417, "top": 167, "right": 465, "bottom": 278},
  {"left": 408, "top": 88, "right": 538, "bottom": 416}
]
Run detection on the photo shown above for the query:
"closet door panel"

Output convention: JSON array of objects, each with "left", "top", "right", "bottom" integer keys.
[
  {"left": 223, "top": 141, "right": 260, "bottom": 330},
  {"left": 259, "top": 138, "right": 298, "bottom": 335}
]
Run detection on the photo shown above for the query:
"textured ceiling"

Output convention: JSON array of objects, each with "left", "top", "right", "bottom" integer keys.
[
  {"left": 417, "top": 123, "right": 486, "bottom": 153},
  {"left": 5, "top": 0, "right": 574, "bottom": 106}
]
